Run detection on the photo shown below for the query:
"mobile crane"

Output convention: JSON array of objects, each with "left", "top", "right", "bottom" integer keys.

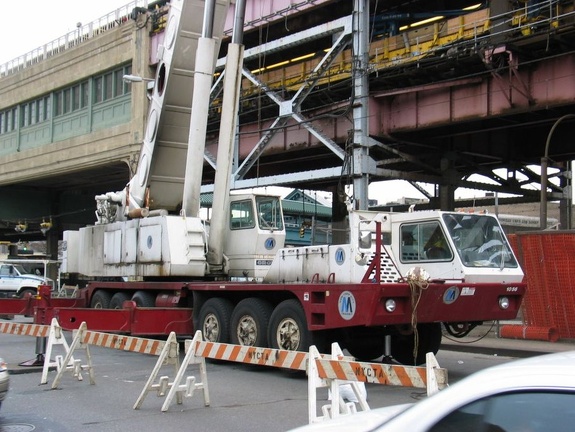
[{"left": 3, "top": 0, "right": 526, "bottom": 365}]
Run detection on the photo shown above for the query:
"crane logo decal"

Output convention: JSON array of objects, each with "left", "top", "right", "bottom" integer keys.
[
  {"left": 338, "top": 291, "right": 356, "bottom": 320},
  {"left": 335, "top": 248, "right": 345, "bottom": 265},
  {"left": 264, "top": 238, "right": 276, "bottom": 250},
  {"left": 443, "top": 286, "right": 460, "bottom": 304}
]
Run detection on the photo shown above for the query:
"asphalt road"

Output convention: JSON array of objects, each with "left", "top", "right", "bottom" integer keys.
[{"left": 0, "top": 321, "right": 573, "bottom": 432}]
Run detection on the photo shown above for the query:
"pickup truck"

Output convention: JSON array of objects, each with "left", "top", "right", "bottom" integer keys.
[{"left": 0, "top": 262, "right": 53, "bottom": 298}]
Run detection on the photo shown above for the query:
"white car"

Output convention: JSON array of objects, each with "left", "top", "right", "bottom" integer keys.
[
  {"left": 292, "top": 351, "right": 575, "bottom": 432},
  {"left": 0, "top": 357, "right": 9, "bottom": 409}
]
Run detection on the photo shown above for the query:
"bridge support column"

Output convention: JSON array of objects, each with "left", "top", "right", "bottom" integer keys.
[
  {"left": 559, "top": 161, "right": 572, "bottom": 229},
  {"left": 438, "top": 156, "right": 456, "bottom": 211}
]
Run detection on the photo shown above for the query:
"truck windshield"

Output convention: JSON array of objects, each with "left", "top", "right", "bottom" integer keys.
[
  {"left": 442, "top": 213, "right": 518, "bottom": 268},
  {"left": 256, "top": 196, "right": 283, "bottom": 231},
  {"left": 0, "top": 264, "right": 26, "bottom": 276}
]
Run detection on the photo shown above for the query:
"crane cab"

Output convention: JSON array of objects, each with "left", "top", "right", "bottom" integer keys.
[{"left": 223, "top": 194, "right": 286, "bottom": 280}]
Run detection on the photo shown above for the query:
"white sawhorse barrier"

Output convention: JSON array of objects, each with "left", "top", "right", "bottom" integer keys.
[
  {"left": 3, "top": 319, "right": 447, "bottom": 423},
  {"left": 308, "top": 343, "right": 447, "bottom": 423},
  {"left": 135, "top": 331, "right": 211, "bottom": 411},
  {"left": 151, "top": 331, "right": 448, "bottom": 424},
  {"left": 38, "top": 319, "right": 180, "bottom": 404}
]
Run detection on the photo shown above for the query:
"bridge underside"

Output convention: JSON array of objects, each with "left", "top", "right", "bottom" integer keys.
[{"left": 202, "top": 3, "right": 575, "bottom": 205}]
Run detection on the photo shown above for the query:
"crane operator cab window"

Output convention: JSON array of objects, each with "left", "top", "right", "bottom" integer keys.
[
  {"left": 401, "top": 221, "right": 453, "bottom": 262},
  {"left": 256, "top": 196, "right": 284, "bottom": 231},
  {"left": 230, "top": 200, "right": 255, "bottom": 230}
]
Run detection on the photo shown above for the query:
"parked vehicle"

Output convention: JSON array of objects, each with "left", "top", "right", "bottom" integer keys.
[
  {"left": 291, "top": 350, "right": 575, "bottom": 431},
  {"left": 0, "top": 357, "right": 9, "bottom": 409},
  {"left": 0, "top": 262, "right": 54, "bottom": 298}
]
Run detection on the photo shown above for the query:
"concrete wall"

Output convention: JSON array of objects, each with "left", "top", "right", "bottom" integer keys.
[{"left": 0, "top": 16, "right": 151, "bottom": 186}]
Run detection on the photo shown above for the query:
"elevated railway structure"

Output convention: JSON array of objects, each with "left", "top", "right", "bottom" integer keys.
[{"left": 1, "top": 0, "right": 574, "bottom": 251}]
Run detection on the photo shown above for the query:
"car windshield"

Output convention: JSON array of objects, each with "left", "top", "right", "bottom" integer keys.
[{"left": 442, "top": 213, "right": 518, "bottom": 269}]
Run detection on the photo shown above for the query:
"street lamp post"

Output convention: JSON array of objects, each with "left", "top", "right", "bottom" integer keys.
[
  {"left": 122, "top": 74, "right": 154, "bottom": 83},
  {"left": 541, "top": 114, "right": 575, "bottom": 229},
  {"left": 123, "top": 74, "right": 155, "bottom": 97}
]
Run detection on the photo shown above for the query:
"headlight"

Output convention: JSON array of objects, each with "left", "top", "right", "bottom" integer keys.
[
  {"left": 499, "top": 296, "right": 510, "bottom": 310},
  {"left": 385, "top": 299, "right": 396, "bottom": 313}
]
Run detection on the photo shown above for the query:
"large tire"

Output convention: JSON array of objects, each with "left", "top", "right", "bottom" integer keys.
[
  {"left": 90, "top": 290, "right": 112, "bottom": 309},
  {"left": 131, "top": 290, "right": 156, "bottom": 307},
  {"left": 198, "top": 298, "right": 234, "bottom": 343},
  {"left": 390, "top": 323, "right": 443, "bottom": 365},
  {"left": 345, "top": 328, "right": 386, "bottom": 361},
  {"left": 231, "top": 298, "right": 273, "bottom": 347},
  {"left": 268, "top": 299, "right": 312, "bottom": 352},
  {"left": 110, "top": 292, "right": 131, "bottom": 309}
]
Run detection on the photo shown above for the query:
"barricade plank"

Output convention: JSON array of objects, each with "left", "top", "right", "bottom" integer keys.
[
  {"left": 194, "top": 340, "right": 308, "bottom": 371},
  {"left": 0, "top": 322, "right": 50, "bottom": 338},
  {"left": 80, "top": 330, "right": 165, "bottom": 356},
  {"left": 316, "top": 358, "right": 436, "bottom": 388}
]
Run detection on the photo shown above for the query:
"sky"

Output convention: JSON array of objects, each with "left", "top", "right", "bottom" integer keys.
[{"left": 0, "top": 0, "right": 132, "bottom": 65}]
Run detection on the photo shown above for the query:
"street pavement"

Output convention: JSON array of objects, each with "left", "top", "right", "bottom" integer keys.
[{"left": 2, "top": 317, "right": 573, "bottom": 432}]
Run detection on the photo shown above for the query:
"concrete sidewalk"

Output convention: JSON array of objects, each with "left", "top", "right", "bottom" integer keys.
[{"left": 441, "top": 321, "right": 575, "bottom": 358}]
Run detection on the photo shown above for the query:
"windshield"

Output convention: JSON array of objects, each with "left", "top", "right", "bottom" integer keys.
[
  {"left": 256, "top": 196, "right": 284, "bottom": 231},
  {"left": 12, "top": 264, "right": 27, "bottom": 274},
  {"left": 442, "top": 213, "right": 518, "bottom": 268}
]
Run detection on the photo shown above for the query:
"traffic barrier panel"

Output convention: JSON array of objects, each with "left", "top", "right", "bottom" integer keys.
[
  {"left": 0, "top": 319, "right": 77, "bottom": 379},
  {"left": 0, "top": 321, "right": 50, "bottom": 338},
  {"left": 159, "top": 331, "right": 448, "bottom": 422},
  {"left": 194, "top": 338, "right": 308, "bottom": 371},
  {"left": 308, "top": 344, "right": 447, "bottom": 424},
  {"left": 80, "top": 327, "right": 167, "bottom": 356},
  {"left": 49, "top": 320, "right": 180, "bottom": 398},
  {"left": 0, "top": 320, "right": 52, "bottom": 366},
  {"left": 159, "top": 330, "right": 312, "bottom": 412},
  {"left": 1, "top": 317, "right": 182, "bottom": 408},
  {"left": 308, "top": 343, "right": 369, "bottom": 424}
]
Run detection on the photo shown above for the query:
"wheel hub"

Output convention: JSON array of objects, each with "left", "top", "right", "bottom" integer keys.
[
  {"left": 203, "top": 313, "right": 220, "bottom": 342},
  {"left": 278, "top": 318, "right": 300, "bottom": 350},
  {"left": 237, "top": 315, "right": 257, "bottom": 346}
]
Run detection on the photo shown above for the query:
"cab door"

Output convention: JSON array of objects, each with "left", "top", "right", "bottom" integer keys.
[{"left": 0, "top": 264, "right": 18, "bottom": 292}]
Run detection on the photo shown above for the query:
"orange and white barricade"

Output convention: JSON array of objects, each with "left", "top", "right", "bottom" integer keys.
[
  {"left": 45, "top": 320, "right": 179, "bottom": 403},
  {"left": 308, "top": 343, "right": 447, "bottom": 424},
  {"left": 159, "top": 330, "right": 309, "bottom": 412}
]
